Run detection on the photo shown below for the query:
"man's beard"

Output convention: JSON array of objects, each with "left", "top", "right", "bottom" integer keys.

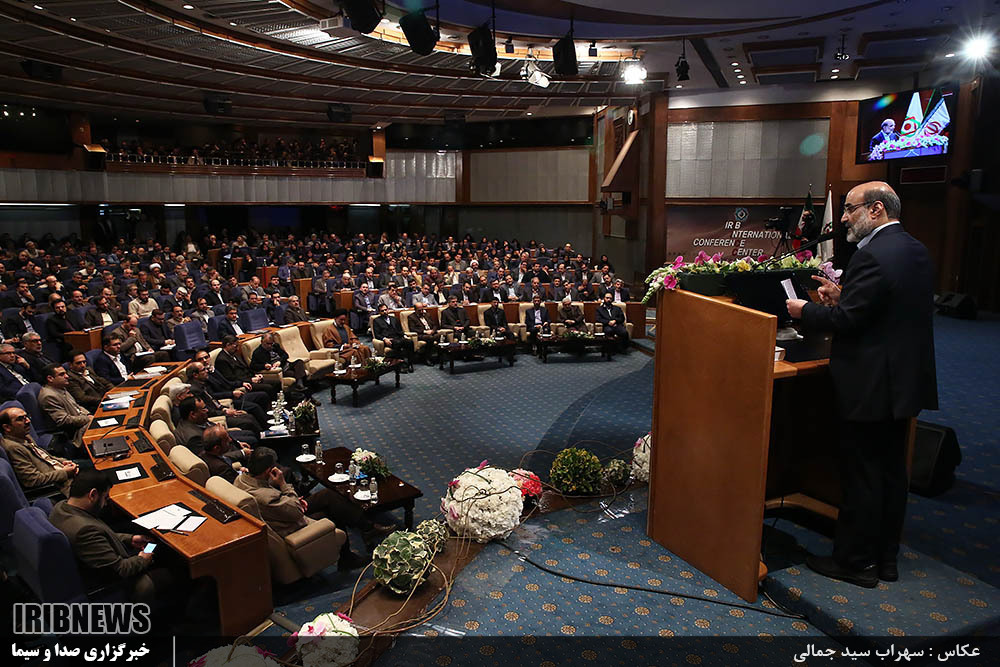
[{"left": 846, "top": 217, "right": 876, "bottom": 243}]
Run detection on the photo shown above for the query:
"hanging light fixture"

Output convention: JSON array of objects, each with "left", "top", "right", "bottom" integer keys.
[
  {"left": 675, "top": 40, "right": 690, "bottom": 81},
  {"left": 622, "top": 48, "right": 647, "bottom": 84},
  {"left": 834, "top": 33, "right": 851, "bottom": 61},
  {"left": 520, "top": 49, "right": 550, "bottom": 88}
]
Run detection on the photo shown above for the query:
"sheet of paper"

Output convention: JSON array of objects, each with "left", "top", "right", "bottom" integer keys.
[
  {"left": 176, "top": 516, "right": 207, "bottom": 533},
  {"left": 107, "top": 390, "right": 138, "bottom": 399},
  {"left": 116, "top": 467, "right": 141, "bottom": 481},
  {"left": 144, "top": 366, "right": 167, "bottom": 374},
  {"left": 133, "top": 504, "right": 191, "bottom": 530},
  {"left": 780, "top": 278, "right": 798, "bottom": 301},
  {"left": 97, "top": 418, "right": 119, "bottom": 427},
  {"left": 159, "top": 344, "right": 176, "bottom": 350},
  {"left": 134, "top": 350, "right": 154, "bottom": 357}
]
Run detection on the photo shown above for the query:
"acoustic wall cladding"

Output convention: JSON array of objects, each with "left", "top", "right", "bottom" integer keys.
[
  {"left": 469, "top": 148, "right": 590, "bottom": 203},
  {"left": 665, "top": 119, "right": 830, "bottom": 198},
  {"left": 0, "top": 151, "right": 457, "bottom": 204}
]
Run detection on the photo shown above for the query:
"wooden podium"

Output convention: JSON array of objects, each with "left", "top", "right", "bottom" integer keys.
[{"left": 647, "top": 288, "right": 844, "bottom": 602}]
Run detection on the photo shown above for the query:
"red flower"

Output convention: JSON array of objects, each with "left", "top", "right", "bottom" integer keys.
[{"left": 477, "top": 460, "right": 489, "bottom": 470}]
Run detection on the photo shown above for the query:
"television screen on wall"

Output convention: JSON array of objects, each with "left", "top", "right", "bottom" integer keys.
[{"left": 856, "top": 84, "right": 958, "bottom": 163}]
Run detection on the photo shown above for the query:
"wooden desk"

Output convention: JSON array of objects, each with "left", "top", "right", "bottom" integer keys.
[
  {"left": 334, "top": 289, "right": 354, "bottom": 311},
  {"left": 66, "top": 329, "right": 103, "bottom": 356},
  {"left": 294, "top": 279, "right": 312, "bottom": 311},
  {"left": 81, "top": 362, "right": 272, "bottom": 635},
  {"left": 258, "top": 266, "right": 277, "bottom": 284}
]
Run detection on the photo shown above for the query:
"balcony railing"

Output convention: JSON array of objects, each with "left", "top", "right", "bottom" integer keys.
[{"left": 106, "top": 152, "right": 366, "bottom": 170}]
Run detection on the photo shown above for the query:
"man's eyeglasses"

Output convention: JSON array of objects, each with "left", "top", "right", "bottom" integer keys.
[{"left": 843, "top": 200, "right": 878, "bottom": 215}]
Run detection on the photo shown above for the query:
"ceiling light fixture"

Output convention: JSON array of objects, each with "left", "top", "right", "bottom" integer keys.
[
  {"left": 944, "top": 52, "right": 955, "bottom": 58},
  {"left": 834, "top": 33, "right": 851, "bottom": 61},
  {"left": 736, "top": 74, "right": 744, "bottom": 79},
  {"left": 963, "top": 35, "right": 993, "bottom": 60},
  {"left": 675, "top": 40, "right": 690, "bottom": 81},
  {"left": 526, "top": 111, "right": 532, "bottom": 115},
  {"left": 33, "top": 4, "right": 44, "bottom": 9},
  {"left": 182, "top": 4, "right": 194, "bottom": 9},
  {"left": 831, "top": 68, "right": 840, "bottom": 73},
  {"left": 739, "top": 80, "right": 747, "bottom": 85},
  {"left": 734, "top": 68, "right": 741, "bottom": 73},
  {"left": 622, "top": 48, "right": 647, "bottom": 84},
  {"left": 505, "top": 37, "right": 514, "bottom": 54},
  {"left": 520, "top": 50, "right": 550, "bottom": 88},
  {"left": 730, "top": 61, "right": 739, "bottom": 66},
  {"left": 589, "top": 41, "right": 597, "bottom": 57}
]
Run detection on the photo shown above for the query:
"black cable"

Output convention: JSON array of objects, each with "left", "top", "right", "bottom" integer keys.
[{"left": 500, "top": 541, "right": 807, "bottom": 620}]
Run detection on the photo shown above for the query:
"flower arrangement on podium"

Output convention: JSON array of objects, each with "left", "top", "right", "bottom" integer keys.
[
  {"left": 188, "top": 644, "right": 280, "bottom": 667},
  {"left": 350, "top": 447, "right": 390, "bottom": 479},
  {"left": 549, "top": 448, "right": 604, "bottom": 495},
  {"left": 632, "top": 433, "right": 652, "bottom": 483},
  {"left": 510, "top": 468, "right": 543, "bottom": 499},
  {"left": 372, "top": 530, "right": 434, "bottom": 595},
  {"left": 441, "top": 461, "right": 524, "bottom": 542},
  {"left": 291, "top": 400, "right": 318, "bottom": 435},
  {"left": 287, "top": 612, "right": 359, "bottom": 667}
]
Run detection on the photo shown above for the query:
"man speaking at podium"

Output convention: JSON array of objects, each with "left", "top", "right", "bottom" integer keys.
[{"left": 785, "top": 181, "right": 937, "bottom": 588}]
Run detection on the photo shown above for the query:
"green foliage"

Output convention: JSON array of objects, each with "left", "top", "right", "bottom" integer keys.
[
  {"left": 549, "top": 447, "right": 604, "bottom": 495},
  {"left": 372, "top": 530, "right": 433, "bottom": 596},
  {"left": 603, "top": 459, "right": 630, "bottom": 487},
  {"left": 415, "top": 519, "right": 449, "bottom": 556}
]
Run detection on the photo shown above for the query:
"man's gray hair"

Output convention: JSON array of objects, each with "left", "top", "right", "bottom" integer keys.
[
  {"left": 22, "top": 332, "right": 41, "bottom": 342},
  {"left": 864, "top": 182, "right": 902, "bottom": 220},
  {"left": 562, "top": 295, "right": 572, "bottom": 304}
]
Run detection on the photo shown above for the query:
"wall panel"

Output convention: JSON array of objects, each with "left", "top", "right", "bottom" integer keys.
[{"left": 469, "top": 148, "right": 590, "bottom": 203}]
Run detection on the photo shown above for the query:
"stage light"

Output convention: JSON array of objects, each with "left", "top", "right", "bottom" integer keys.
[
  {"left": 182, "top": 4, "right": 194, "bottom": 9},
  {"left": 739, "top": 80, "right": 747, "bottom": 85},
  {"left": 675, "top": 41, "right": 690, "bottom": 82},
  {"left": 944, "top": 52, "right": 955, "bottom": 58},
  {"left": 342, "top": 0, "right": 382, "bottom": 34},
  {"left": 831, "top": 75, "right": 839, "bottom": 79},
  {"left": 963, "top": 35, "right": 992, "bottom": 60},
  {"left": 504, "top": 37, "right": 514, "bottom": 54},
  {"left": 552, "top": 33, "right": 578, "bottom": 75},
  {"left": 730, "top": 62, "right": 739, "bottom": 66},
  {"left": 622, "top": 48, "right": 647, "bottom": 84},
  {"left": 589, "top": 41, "right": 597, "bottom": 57},
  {"left": 400, "top": 7, "right": 439, "bottom": 56},
  {"left": 520, "top": 54, "right": 550, "bottom": 88},
  {"left": 468, "top": 22, "right": 498, "bottom": 75},
  {"left": 831, "top": 68, "right": 840, "bottom": 73},
  {"left": 834, "top": 33, "right": 851, "bottom": 61}
]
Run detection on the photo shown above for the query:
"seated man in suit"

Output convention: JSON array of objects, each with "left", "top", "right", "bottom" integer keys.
[
  {"left": 66, "top": 352, "right": 114, "bottom": 413},
  {"left": 2, "top": 303, "right": 37, "bottom": 345},
  {"left": 186, "top": 364, "right": 264, "bottom": 437},
  {"left": 595, "top": 292, "right": 629, "bottom": 352},
  {"left": 322, "top": 309, "right": 372, "bottom": 366},
  {"left": 216, "top": 336, "right": 281, "bottom": 398},
  {"left": 265, "top": 292, "right": 284, "bottom": 324},
  {"left": 482, "top": 297, "right": 515, "bottom": 341},
  {"left": 283, "top": 295, "right": 308, "bottom": 324},
  {"left": 235, "top": 447, "right": 389, "bottom": 564},
  {"left": 173, "top": 396, "right": 210, "bottom": 452},
  {"left": 238, "top": 291, "right": 264, "bottom": 313},
  {"left": 439, "top": 295, "right": 470, "bottom": 339},
  {"left": 518, "top": 277, "right": 545, "bottom": 303},
  {"left": 39, "top": 364, "right": 93, "bottom": 454},
  {"left": 0, "top": 344, "right": 34, "bottom": 401},
  {"left": 406, "top": 301, "right": 440, "bottom": 364},
  {"left": 190, "top": 349, "right": 272, "bottom": 413},
  {"left": 524, "top": 295, "right": 551, "bottom": 351},
  {"left": 113, "top": 316, "right": 166, "bottom": 367},
  {"left": 93, "top": 335, "right": 131, "bottom": 385},
  {"left": 189, "top": 298, "right": 213, "bottom": 334},
  {"left": 573, "top": 278, "right": 598, "bottom": 302},
  {"left": 411, "top": 283, "right": 437, "bottom": 307},
  {"left": 197, "top": 424, "right": 247, "bottom": 484},
  {"left": 353, "top": 283, "right": 378, "bottom": 333},
  {"left": 139, "top": 309, "right": 175, "bottom": 351},
  {"left": 165, "top": 305, "right": 190, "bottom": 337},
  {"left": 1, "top": 405, "right": 78, "bottom": 497},
  {"left": 19, "top": 332, "right": 57, "bottom": 381},
  {"left": 85, "top": 296, "right": 120, "bottom": 328},
  {"left": 46, "top": 299, "right": 74, "bottom": 361},
  {"left": 127, "top": 288, "right": 157, "bottom": 319},
  {"left": 218, "top": 306, "right": 245, "bottom": 338},
  {"left": 377, "top": 285, "right": 405, "bottom": 311},
  {"left": 50, "top": 469, "right": 171, "bottom": 603},
  {"left": 480, "top": 279, "right": 504, "bottom": 304},
  {"left": 249, "top": 332, "right": 309, "bottom": 394},
  {"left": 550, "top": 277, "right": 568, "bottom": 303},
  {"left": 606, "top": 277, "right": 630, "bottom": 303},
  {"left": 558, "top": 296, "right": 588, "bottom": 332},
  {"left": 371, "top": 303, "right": 414, "bottom": 372}
]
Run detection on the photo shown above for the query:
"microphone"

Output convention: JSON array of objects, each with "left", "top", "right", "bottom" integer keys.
[{"left": 757, "top": 232, "right": 836, "bottom": 270}]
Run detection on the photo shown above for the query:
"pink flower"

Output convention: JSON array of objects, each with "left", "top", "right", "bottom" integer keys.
[
  {"left": 286, "top": 632, "right": 299, "bottom": 648},
  {"left": 336, "top": 612, "right": 354, "bottom": 623},
  {"left": 189, "top": 658, "right": 207, "bottom": 667},
  {"left": 819, "top": 261, "right": 842, "bottom": 285},
  {"left": 256, "top": 647, "right": 275, "bottom": 658},
  {"left": 710, "top": 252, "right": 723, "bottom": 263},
  {"left": 662, "top": 274, "right": 678, "bottom": 290},
  {"left": 693, "top": 250, "right": 711, "bottom": 265},
  {"left": 756, "top": 254, "right": 769, "bottom": 262},
  {"left": 477, "top": 460, "right": 489, "bottom": 470},
  {"left": 671, "top": 255, "right": 685, "bottom": 269},
  {"left": 795, "top": 249, "right": 813, "bottom": 262},
  {"left": 448, "top": 506, "right": 460, "bottom": 519}
]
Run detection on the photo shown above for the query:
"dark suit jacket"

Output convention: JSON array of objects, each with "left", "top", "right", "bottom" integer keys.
[
  {"left": 0, "top": 363, "right": 33, "bottom": 401},
  {"left": 353, "top": 291, "right": 378, "bottom": 312},
  {"left": 83, "top": 308, "right": 119, "bottom": 328},
  {"left": 283, "top": 307, "right": 307, "bottom": 324},
  {"left": 801, "top": 224, "right": 937, "bottom": 421},
  {"left": 139, "top": 319, "right": 170, "bottom": 349},
  {"left": 203, "top": 290, "right": 225, "bottom": 306},
  {"left": 217, "top": 319, "right": 243, "bottom": 339},
  {"left": 372, "top": 314, "right": 405, "bottom": 341},
  {"left": 596, "top": 303, "right": 625, "bottom": 327},
  {"left": 66, "top": 368, "right": 114, "bottom": 413},
  {"left": 482, "top": 307, "right": 509, "bottom": 330},
  {"left": 250, "top": 344, "right": 289, "bottom": 373},
  {"left": 215, "top": 350, "right": 253, "bottom": 385},
  {"left": 559, "top": 304, "right": 587, "bottom": 330},
  {"left": 205, "top": 368, "right": 240, "bottom": 398},
  {"left": 523, "top": 306, "right": 550, "bottom": 330},
  {"left": 1, "top": 314, "right": 33, "bottom": 340},
  {"left": 200, "top": 451, "right": 238, "bottom": 484},
  {"left": 20, "top": 350, "right": 55, "bottom": 381},
  {"left": 869, "top": 130, "right": 900, "bottom": 151},
  {"left": 49, "top": 500, "right": 150, "bottom": 590},
  {"left": 406, "top": 312, "right": 438, "bottom": 336},
  {"left": 439, "top": 306, "right": 469, "bottom": 330},
  {"left": 92, "top": 351, "right": 132, "bottom": 385}
]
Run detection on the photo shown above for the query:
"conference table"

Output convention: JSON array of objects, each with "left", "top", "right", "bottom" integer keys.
[{"left": 82, "top": 362, "right": 272, "bottom": 636}]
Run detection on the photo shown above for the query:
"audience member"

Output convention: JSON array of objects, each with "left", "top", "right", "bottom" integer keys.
[
  {"left": 66, "top": 352, "right": 114, "bottom": 413},
  {"left": 1, "top": 405, "right": 78, "bottom": 497}
]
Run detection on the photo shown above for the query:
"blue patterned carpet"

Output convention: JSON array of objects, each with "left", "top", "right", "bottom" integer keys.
[{"left": 260, "top": 314, "right": 999, "bottom": 665}]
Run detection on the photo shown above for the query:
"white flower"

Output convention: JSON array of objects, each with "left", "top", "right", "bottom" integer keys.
[
  {"left": 294, "top": 613, "right": 358, "bottom": 667},
  {"left": 188, "top": 645, "right": 279, "bottom": 667},
  {"left": 441, "top": 466, "right": 523, "bottom": 543},
  {"left": 632, "top": 433, "right": 652, "bottom": 483},
  {"left": 351, "top": 448, "right": 378, "bottom": 464}
]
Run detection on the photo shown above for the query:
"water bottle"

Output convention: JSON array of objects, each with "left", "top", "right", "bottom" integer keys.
[
  {"left": 335, "top": 462, "right": 344, "bottom": 478},
  {"left": 300, "top": 443, "right": 310, "bottom": 459},
  {"left": 360, "top": 477, "right": 369, "bottom": 498},
  {"left": 370, "top": 479, "right": 379, "bottom": 504},
  {"left": 314, "top": 439, "right": 323, "bottom": 461},
  {"left": 349, "top": 462, "right": 359, "bottom": 488}
]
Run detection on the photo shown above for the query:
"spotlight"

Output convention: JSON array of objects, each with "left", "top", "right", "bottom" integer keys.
[
  {"left": 342, "top": 0, "right": 382, "bottom": 35},
  {"left": 552, "top": 33, "right": 578, "bottom": 75},
  {"left": 963, "top": 35, "right": 992, "bottom": 60},
  {"left": 504, "top": 37, "right": 514, "bottom": 54},
  {"left": 831, "top": 68, "right": 840, "bottom": 73},
  {"left": 589, "top": 41, "right": 597, "bottom": 57},
  {"left": 834, "top": 33, "right": 851, "bottom": 61},
  {"left": 944, "top": 52, "right": 955, "bottom": 58},
  {"left": 468, "top": 22, "right": 498, "bottom": 76},
  {"left": 400, "top": 8, "right": 439, "bottom": 56},
  {"left": 520, "top": 53, "right": 550, "bottom": 88},
  {"left": 675, "top": 41, "right": 690, "bottom": 82},
  {"left": 622, "top": 48, "right": 647, "bottom": 84}
]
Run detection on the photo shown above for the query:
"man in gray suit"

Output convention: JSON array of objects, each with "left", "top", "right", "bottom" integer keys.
[
  {"left": 49, "top": 469, "right": 168, "bottom": 601},
  {"left": 38, "top": 364, "right": 92, "bottom": 453},
  {"left": 1, "top": 405, "right": 78, "bottom": 497}
]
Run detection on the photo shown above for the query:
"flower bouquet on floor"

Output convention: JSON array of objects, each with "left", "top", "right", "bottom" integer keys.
[
  {"left": 291, "top": 400, "right": 318, "bottom": 435},
  {"left": 188, "top": 643, "right": 280, "bottom": 667},
  {"left": 350, "top": 447, "right": 391, "bottom": 479},
  {"left": 510, "top": 468, "right": 543, "bottom": 506},
  {"left": 441, "top": 461, "right": 524, "bottom": 542},
  {"left": 632, "top": 432, "right": 652, "bottom": 483},
  {"left": 287, "top": 612, "right": 359, "bottom": 667},
  {"left": 373, "top": 530, "right": 434, "bottom": 595},
  {"left": 549, "top": 447, "right": 603, "bottom": 495}
]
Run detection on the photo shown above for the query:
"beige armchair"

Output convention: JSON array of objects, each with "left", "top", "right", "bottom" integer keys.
[
  {"left": 474, "top": 304, "right": 523, "bottom": 339},
  {"left": 206, "top": 476, "right": 347, "bottom": 584},
  {"left": 275, "top": 326, "right": 336, "bottom": 378},
  {"left": 309, "top": 319, "right": 335, "bottom": 350},
  {"left": 149, "top": 419, "right": 175, "bottom": 453},
  {"left": 168, "top": 445, "right": 209, "bottom": 486},
  {"left": 241, "top": 336, "right": 294, "bottom": 389},
  {"left": 150, "top": 395, "right": 174, "bottom": 430},
  {"left": 614, "top": 301, "right": 635, "bottom": 338}
]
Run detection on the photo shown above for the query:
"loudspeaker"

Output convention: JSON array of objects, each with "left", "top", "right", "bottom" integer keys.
[
  {"left": 400, "top": 10, "right": 437, "bottom": 56},
  {"left": 341, "top": 0, "right": 382, "bottom": 34},
  {"left": 467, "top": 22, "right": 497, "bottom": 75},
  {"left": 366, "top": 160, "right": 383, "bottom": 178},
  {"left": 203, "top": 95, "right": 232, "bottom": 115},
  {"left": 552, "top": 35, "right": 578, "bottom": 76},
  {"left": 326, "top": 103, "right": 352, "bottom": 123},
  {"left": 20, "top": 60, "right": 62, "bottom": 82},
  {"left": 910, "top": 421, "right": 961, "bottom": 497},
  {"left": 935, "top": 292, "right": 977, "bottom": 319}
]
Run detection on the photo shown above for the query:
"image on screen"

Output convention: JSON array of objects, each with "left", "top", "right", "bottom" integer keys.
[{"left": 856, "top": 84, "right": 957, "bottom": 163}]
